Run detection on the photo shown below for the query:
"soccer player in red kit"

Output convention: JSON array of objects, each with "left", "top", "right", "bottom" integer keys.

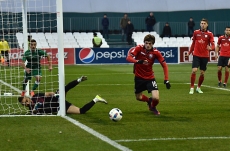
[
  {"left": 188, "top": 18, "right": 215, "bottom": 94},
  {"left": 126, "top": 34, "right": 171, "bottom": 115},
  {"left": 215, "top": 26, "right": 230, "bottom": 87}
]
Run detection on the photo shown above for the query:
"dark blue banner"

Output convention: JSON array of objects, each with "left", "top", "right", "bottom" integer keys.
[
  {"left": 75, "top": 47, "right": 178, "bottom": 64},
  {"left": 156, "top": 47, "right": 178, "bottom": 63}
]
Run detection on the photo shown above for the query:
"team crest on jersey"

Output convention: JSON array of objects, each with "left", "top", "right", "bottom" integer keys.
[
  {"left": 223, "top": 43, "right": 229, "bottom": 46},
  {"left": 205, "top": 35, "right": 208, "bottom": 38},
  {"left": 148, "top": 54, "right": 153, "bottom": 59},
  {"left": 198, "top": 39, "right": 205, "bottom": 44}
]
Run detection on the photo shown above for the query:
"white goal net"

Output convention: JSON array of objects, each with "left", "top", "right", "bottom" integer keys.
[{"left": 0, "top": 0, "right": 63, "bottom": 115}]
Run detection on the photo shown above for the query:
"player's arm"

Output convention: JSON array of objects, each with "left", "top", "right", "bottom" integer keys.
[
  {"left": 46, "top": 54, "right": 52, "bottom": 71},
  {"left": 208, "top": 33, "right": 215, "bottom": 50},
  {"left": 21, "top": 52, "right": 30, "bottom": 73},
  {"left": 41, "top": 50, "right": 52, "bottom": 71},
  {"left": 7, "top": 42, "right": 10, "bottom": 51},
  {"left": 188, "top": 38, "right": 195, "bottom": 55},
  {"left": 45, "top": 92, "right": 59, "bottom": 98},
  {"left": 188, "top": 31, "right": 196, "bottom": 55},
  {"left": 92, "top": 39, "right": 94, "bottom": 45},
  {"left": 157, "top": 52, "right": 171, "bottom": 89},
  {"left": 45, "top": 92, "right": 55, "bottom": 97},
  {"left": 215, "top": 43, "right": 220, "bottom": 60},
  {"left": 160, "top": 59, "right": 169, "bottom": 81},
  {"left": 126, "top": 46, "right": 147, "bottom": 64}
]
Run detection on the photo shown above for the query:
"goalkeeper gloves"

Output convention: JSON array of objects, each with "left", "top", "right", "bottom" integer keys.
[{"left": 164, "top": 80, "right": 171, "bottom": 89}]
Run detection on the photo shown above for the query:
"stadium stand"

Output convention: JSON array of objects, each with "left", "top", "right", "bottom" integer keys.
[
  {"left": 133, "top": 32, "right": 194, "bottom": 47},
  {"left": 16, "top": 31, "right": 218, "bottom": 48},
  {"left": 16, "top": 32, "right": 109, "bottom": 48}
]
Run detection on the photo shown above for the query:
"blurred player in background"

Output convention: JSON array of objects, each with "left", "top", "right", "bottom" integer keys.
[
  {"left": 215, "top": 26, "right": 230, "bottom": 87},
  {"left": 0, "top": 39, "right": 10, "bottom": 66},
  {"left": 126, "top": 34, "right": 171, "bottom": 115},
  {"left": 188, "top": 18, "right": 215, "bottom": 94},
  {"left": 18, "top": 76, "right": 107, "bottom": 114},
  {"left": 21, "top": 39, "right": 52, "bottom": 97}
]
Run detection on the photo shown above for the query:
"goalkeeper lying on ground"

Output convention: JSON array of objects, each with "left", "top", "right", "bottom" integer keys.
[{"left": 18, "top": 76, "right": 107, "bottom": 114}]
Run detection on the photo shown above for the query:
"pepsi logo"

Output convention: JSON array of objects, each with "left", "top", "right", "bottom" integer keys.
[{"left": 79, "top": 48, "right": 95, "bottom": 63}]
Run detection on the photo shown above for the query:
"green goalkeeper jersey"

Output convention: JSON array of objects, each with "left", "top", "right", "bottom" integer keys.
[{"left": 23, "top": 49, "right": 48, "bottom": 69}]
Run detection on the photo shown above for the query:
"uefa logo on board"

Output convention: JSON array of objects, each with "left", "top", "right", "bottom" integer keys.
[{"left": 79, "top": 48, "right": 95, "bottom": 63}]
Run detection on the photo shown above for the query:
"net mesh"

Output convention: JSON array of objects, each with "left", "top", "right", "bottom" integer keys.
[{"left": 0, "top": 0, "right": 59, "bottom": 115}]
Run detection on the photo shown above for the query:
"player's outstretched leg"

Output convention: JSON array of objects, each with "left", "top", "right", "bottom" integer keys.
[
  {"left": 93, "top": 95, "right": 107, "bottom": 104},
  {"left": 79, "top": 95, "right": 107, "bottom": 114},
  {"left": 56, "top": 76, "right": 88, "bottom": 94}
]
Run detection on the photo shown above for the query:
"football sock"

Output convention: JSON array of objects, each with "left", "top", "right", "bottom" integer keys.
[
  {"left": 190, "top": 73, "right": 196, "bottom": 88},
  {"left": 32, "top": 83, "right": 38, "bottom": 90},
  {"left": 218, "top": 71, "right": 222, "bottom": 82},
  {"left": 79, "top": 100, "right": 95, "bottom": 114},
  {"left": 140, "top": 95, "right": 149, "bottom": 102},
  {"left": 65, "top": 80, "right": 79, "bottom": 93},
  {"left": 198, "top": 74, "right": 204, "bottom": 88},
  {"left": 22, "top": 78, "right": 28, "bottom": 90},
  {"left": 151, "top": 98, "right": 159, "bottom": 107},
  {"left": 224, "top": 71, "right": 229, "bottom": 84}
]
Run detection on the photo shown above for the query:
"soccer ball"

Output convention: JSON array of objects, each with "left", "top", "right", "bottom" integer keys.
[{"left": 109, "top": 108, "right": 122, "bottom": 122}]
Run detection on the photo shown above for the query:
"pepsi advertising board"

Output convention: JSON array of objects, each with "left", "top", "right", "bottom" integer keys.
[
  {"left": 156, "top": 47, "right": 178, "bottom": 64},
  {"left": 75, "top": 47, "right": 178, "bottom": 64},
  {"left": 76, "top": 48, "right": 129, "bottom": 64}
]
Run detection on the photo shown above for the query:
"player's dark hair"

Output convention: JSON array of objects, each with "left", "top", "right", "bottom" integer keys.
[
  {"left": 226, "top": 26, "right": 230, "bottom": 29},
  {"left": 201, "top": 18, "right": 208, "bottom": 24},
  {"left": 18, "top": 97, "right": 24, "bottom": 103},
  {"left": 144, "top": 34, "right": 155, "bottom": 44},
  {"left": 30, "top": 39, "right": 36, "bottom": 43}
]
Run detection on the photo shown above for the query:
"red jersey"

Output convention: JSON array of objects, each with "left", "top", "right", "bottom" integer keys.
[
  {"left": 217, "top": 35, "right": 230, "bottom": 57},
  {"left": 126, "top": 45, "right": 169, "bottom": 80},
  {"left": 189, "top": 29, "right": 215, "bottom": 57}
]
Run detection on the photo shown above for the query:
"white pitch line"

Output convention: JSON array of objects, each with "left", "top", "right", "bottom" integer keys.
[
  {"left": 115, "top": 136, "right": 230, "bottom": 142},
  {"left": 0, "top": 80, "right": 22, "bottom": 93},
  {"left": 184, "top": 83, "right": 230, "bottom": 91},
  {"left": 63, "top": 116, "right": 132, "bottom": 151}
]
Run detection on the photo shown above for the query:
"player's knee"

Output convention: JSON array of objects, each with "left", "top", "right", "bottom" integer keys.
[
  {"left": 35, "top": 81, "right": 40, "bottom": 85},
  {"left": 217, "top": 68, "right": 222, "bottom": 72},
  {"left": 192, "top": 69, "right": 197, "bottom": 73},
  {"left": 135, "top": 96, "right": 142, "bottom": 101},
  {"left": 79, "top": 108, "right": 86, "bottom": 114},
  {"left": 23, "top": 79, "right": 28, "bottom": 83},
  {"left": 200, "top": 70, "right": 205, "bottom": 75}
]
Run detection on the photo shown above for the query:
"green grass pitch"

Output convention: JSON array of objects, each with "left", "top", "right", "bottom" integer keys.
[{"left": 0, "top": 63, "right": 230, "bottom": 151}]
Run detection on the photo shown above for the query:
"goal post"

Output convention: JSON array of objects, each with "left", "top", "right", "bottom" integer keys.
[
  {"left": 56, "top": 0, "right": 65, "bottom": 116},
  {"left": 0, "top": 0, "right": 65, "bottom": 116}
]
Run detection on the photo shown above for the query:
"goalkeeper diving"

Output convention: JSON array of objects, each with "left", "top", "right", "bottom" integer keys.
[{"left": 18, "top": 76, "right": 107, "bottom": 114}]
